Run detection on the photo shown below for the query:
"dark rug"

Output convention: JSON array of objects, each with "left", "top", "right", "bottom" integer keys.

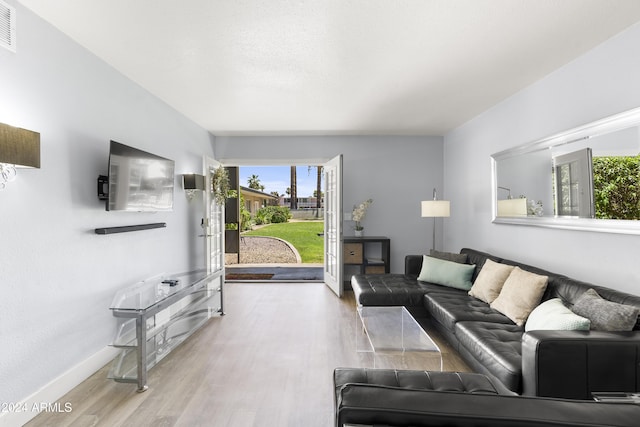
[{"left": 225, "top": 273, "right": 275, "bottom": 281}]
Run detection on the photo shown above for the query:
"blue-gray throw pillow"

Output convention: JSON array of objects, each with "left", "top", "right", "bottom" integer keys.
[
  {"left": 572, "top": 288, "right": 639, "bottom": 332},
  {"left": 418, "top": 255, "right": 475, "bottom": 290}
]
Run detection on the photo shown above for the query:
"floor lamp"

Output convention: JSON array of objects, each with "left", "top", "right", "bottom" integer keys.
[{"left": 421, "top": 188, "right": 450, "bottom": 251}]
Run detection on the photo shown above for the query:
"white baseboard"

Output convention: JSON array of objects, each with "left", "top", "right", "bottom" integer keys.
[{"left": 0, "top": 346, "right": 118, "bottom": 427}]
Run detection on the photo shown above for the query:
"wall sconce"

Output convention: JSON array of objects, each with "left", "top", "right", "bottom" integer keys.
[
  {"left": 0, "top": 122, "right": 41, "bottom": 190},
  {"left": 421, "top": 188, "right": 450, "bottom": 251},
  {"left": 183, "top": 174, "right": 205, "bottom": 200}
]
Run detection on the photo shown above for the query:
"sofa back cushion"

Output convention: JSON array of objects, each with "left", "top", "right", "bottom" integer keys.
[
  {"left": 460, "top": 248, "right": 503, "bottom": 282},
  {"left": 429, "top": 249, "right": 469, "bottom": 264},
  {"left": 460, "top": 248, "right": 640, "bottom": 331}
]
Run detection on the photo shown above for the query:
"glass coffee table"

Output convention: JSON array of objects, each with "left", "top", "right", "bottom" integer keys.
[{"left": 356, "top": 306, "right": 442, "bottom": 370}]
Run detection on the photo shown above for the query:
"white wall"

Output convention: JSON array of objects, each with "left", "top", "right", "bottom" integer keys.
[
  {"left": 444, "top": 21, "right": 640, "bottom": 295},
  {"left": 0, "top": 0, "right": 213, "bottom": 414},
  {"left": 215, "top": 135, "right": 444, "bottom": 271}
]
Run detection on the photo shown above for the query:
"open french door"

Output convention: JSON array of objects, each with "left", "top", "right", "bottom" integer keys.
[
  {"left": 323, "top": 154, "right": 343, "bottom": 297},
  {"left": 204, "top": 157, "right": 225, "bottom": 311},
  {"left": 553, "top": 148, "right": 595, "bottom": 218}
]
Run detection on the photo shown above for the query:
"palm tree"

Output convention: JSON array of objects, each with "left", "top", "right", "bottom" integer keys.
[
  {"left": 316, "top": 166, "right": 322, "bottom": 210},
  {"left": 247, "top": 174, "right": 264, "bottom": 191},
  {"left": 307, "top": 165, "right": 323, "bottom": 215},
  {"left": 290, "top": 166, "right": 297, "bottom": 210}
]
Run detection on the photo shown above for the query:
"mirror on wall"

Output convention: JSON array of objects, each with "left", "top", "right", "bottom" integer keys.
[{"left": 491, "top": 106, "right": 640, "bottom": 234}]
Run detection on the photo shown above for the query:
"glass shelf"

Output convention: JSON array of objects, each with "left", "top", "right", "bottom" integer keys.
[
  {"left": 110, "top": 288, "right": 219, "bottom": 348},
  {"left": 107, "top": 270, "right": 223, "bottom": 391},
  {"left": 110, "top": 270, "right": 213, "bottom": 312},
  {"left": 108, "top": 298, "right": 215, "bottom": 381}
]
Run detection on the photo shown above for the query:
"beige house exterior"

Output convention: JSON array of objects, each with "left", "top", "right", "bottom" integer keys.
[{"left": 241, "top": 186, "right": 279, "bottom": 216}]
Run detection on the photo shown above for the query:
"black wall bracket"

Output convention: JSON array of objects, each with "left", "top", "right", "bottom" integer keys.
[
  {"left": 95, "top": 223, "right": 167, "bottom": 235},
  {"left": 97, "top": 175, "right": 108, "bottom": 200}
]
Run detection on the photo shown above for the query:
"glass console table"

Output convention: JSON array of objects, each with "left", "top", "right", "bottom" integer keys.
[
  {"left": 356, "top": 306, "right": 442, "bottom": 370},
  {"left": 109, "top": 270, "right": 223, "bottom": 391}
]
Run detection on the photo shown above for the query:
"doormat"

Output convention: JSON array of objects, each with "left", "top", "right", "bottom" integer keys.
[{"left": 225, "top": 273, "right": 274, "bottom": 281}]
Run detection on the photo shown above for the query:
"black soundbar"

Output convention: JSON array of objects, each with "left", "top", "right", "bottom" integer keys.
[{"left": 94, "top": 223, "right": 166, "bottom": 235}]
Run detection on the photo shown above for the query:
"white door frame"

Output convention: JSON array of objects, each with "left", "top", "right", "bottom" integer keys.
[
  {"left": 220, "top": 158, "right": 343, "bottom": 294},
  {"left": 203, "top": 156, "right": 226, "bottom": 312}
]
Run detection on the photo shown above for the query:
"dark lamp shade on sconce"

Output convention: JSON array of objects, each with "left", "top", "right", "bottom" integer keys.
[
  {"left": 183, "top": 174, "right": 205, "bottom": 191},
  {"left": 0, "top": 122, "right": 41, "bottom": 168}
]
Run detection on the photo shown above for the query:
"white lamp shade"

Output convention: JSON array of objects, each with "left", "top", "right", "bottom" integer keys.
[
  {"left": 497, "top": 198, "right": 528, "bottom": 216},
  {"left": 421, "top": 200, "right": 450, "bottom": 217}
]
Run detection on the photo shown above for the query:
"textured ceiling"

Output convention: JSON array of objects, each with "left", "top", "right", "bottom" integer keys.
[{"left": 18, "top": 0, "right": 640, "bottom": 136}]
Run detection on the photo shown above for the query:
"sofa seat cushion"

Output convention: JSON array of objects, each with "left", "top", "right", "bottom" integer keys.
[
  {"left": 455, "top": 321, "right": 524, "bottom": 392},
  {"left": 352, "top": 274, "right": 431, "bottom": 307},
  {"left": 334, "top": 368, "right": 501, "bottom": 395},
  {"left": 424, "top": 289, "right": 514, "bottom": 333}
]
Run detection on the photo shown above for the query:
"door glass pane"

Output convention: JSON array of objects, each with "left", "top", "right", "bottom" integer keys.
[
  {"left": 553, "top": 148, "right": 594, "bottom": 218},
  {"left": 208, "top": 167, "right": 224, "bottom": 274}
]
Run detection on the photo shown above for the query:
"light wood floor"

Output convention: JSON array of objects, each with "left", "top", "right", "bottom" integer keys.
[{"left": 27, "top": 282, "right": 470, "bottom": 427}]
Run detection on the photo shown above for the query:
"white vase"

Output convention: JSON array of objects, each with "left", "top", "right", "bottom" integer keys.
[{"left": 354, "top": 229, "right": 363, "bottom": 237}]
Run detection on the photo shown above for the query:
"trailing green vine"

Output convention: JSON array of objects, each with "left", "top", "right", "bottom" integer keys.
[{"left": 212, "top": 166, "right": 230, "bottom": 205}]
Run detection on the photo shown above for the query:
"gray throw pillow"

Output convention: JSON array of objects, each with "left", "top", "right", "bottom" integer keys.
[
  {"left": 429, "top": 249, "right": 468, "bottom": 264},
  {"left": 572, "top": 288, "right": 639, "bottom": 331}
]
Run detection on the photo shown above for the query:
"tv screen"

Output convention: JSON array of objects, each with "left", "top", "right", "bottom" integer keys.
[{"left": 107, "top": 141, "right": 175, "bottom": 212}]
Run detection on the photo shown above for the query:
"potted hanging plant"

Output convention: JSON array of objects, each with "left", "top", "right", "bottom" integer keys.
[
  {"left": 352, "top": 199, "right": 373, "bottom": 237},
  {"left": 212, "top": 166, "right": 230, "bottom": 205}
]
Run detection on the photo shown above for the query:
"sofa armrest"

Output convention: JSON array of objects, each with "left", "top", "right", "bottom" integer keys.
[
  {"left": 404, "top": 255, "right": 423, "bottom": 277},
  {"left": 335, "top": 383, "right": 640, "bottom": 427},
  {"left": 522, "top": 330, "right": 640, "bottom": 399}
]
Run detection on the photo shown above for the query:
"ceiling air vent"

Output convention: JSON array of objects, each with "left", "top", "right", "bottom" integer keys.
[{"left": 0, "top": 0, "right": 16, "bottom": 53}]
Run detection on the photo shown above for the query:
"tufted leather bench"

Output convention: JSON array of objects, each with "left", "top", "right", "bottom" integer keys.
[{"left": 333, "top": 368, "right": 640, "bottom": 427}]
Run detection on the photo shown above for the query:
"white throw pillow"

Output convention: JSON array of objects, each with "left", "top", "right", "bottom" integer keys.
[{"left": 525, "top": 298, "right": 591, "bottom": 332}]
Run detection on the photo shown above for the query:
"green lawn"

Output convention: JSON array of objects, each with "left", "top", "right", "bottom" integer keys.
[{"left": 243, "top": 221, "right": 324, "bottom": 263}]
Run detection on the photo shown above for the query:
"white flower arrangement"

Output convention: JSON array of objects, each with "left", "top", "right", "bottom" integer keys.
[
  {"left": 352, "top": 199, "right": 373, "bottom": 230},
  {"left": 527, "top": 199, "right": 544, "bottom": 217}
]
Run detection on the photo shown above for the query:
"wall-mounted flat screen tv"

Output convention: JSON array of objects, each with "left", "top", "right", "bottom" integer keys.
[{"left": 107, "top": 140, "right": 175, "bottom": 211}]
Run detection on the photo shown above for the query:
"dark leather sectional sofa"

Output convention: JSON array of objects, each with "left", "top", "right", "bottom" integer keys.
[{"left": 350, "top": 248, "right": 640, "bottom": 399}]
